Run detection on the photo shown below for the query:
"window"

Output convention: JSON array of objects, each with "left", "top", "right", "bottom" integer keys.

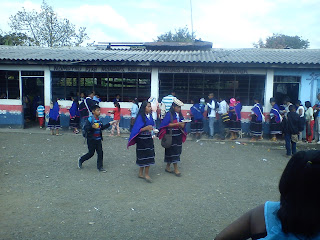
[
  {"left": 51, "top": 71, "right": 151, "bottom": 101},
  {"left": 0, "top": 70, "right": 20, "bottom": 99},
  {"left": 159, "top": 73, "right": 266, "bottom": 105}
]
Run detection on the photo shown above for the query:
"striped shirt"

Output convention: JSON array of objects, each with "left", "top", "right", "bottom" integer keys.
[
  {"left": 161, "top": 95, "right": 176, "bottom": 112},
  {"left": 37, "top": 105, "right": 45, "bottom": 117}
]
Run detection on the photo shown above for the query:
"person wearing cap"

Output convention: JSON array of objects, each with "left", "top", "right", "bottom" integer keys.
[
  {"left": 190, "top": 98, "right": 205, "bottom": 140},
  {"left": 158, "top": 98, "right": 187, "bottom": 177}
]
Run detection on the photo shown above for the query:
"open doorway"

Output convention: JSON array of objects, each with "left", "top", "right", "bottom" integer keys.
[
  {"left": 22, "top": 71, "right": 45, "bottom": 128},
  {"left": 273, "top": 76, "right": 300, "bottom": 106}
]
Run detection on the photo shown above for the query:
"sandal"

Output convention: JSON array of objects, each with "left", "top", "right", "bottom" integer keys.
[{"left": 165, "top": 169, "right": 173, "bottom": 173}]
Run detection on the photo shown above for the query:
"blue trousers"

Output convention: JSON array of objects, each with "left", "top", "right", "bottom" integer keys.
[
  {"left": 208, "top": 117, "right": 215, "bottom": 137},
  {"left": 285, "top": 134, "right": 296, "bottom": 156}
]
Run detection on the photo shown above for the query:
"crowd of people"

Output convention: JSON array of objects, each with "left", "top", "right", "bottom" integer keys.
[{"left": 29, "top": 89, "right": 320, "bottom": 239}]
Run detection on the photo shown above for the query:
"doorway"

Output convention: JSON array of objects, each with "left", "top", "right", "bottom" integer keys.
[
  {"left": 22, "top": 72, "right": 45, "bottom": 128},
  {"left": 273, "top": 76, "right": 300, "bottom": 105}
]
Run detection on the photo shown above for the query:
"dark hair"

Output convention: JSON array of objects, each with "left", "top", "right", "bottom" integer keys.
[
  {"left": 236, "top": 96, "right": 241, "bottom": 102},
  {"left": 114, "top": 101, "right": 120, "bottom": 109},
  {"left": 277, "top": 151, "right": 320, "bottom": 237},
  {"left": 134, "top": 98, "right": 139, "bottom": 106},
  {"left": 288, "top": 104, "right": 296, "bottom": 112},
  {"left": 136, "top": 101, "right": 150, "bottom": 124},
  {"left": 253, "top": 95, "right": 260, "bottom": 102},
  {"left": 169, "top": 102, "right": 183, "bottom": 120},
  {"left": 86, "top": 91, "right": 95, "bottom": 97},
  {"left": 305, "top": 101, "right": 312, "bottom": 108},
  {"left": 270, "top": 97, "right": 276, "bottom": 103},
  {"left": 91, "top": 104, "right": 100, "bottom": 112}
]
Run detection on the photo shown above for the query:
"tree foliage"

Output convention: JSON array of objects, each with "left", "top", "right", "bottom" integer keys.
[
  {"left": 253, "top": 34, "right": 310, "bottom": 49},
  {"left": 0, "top": 31, "right": 34, "bottom": 46},
  {"left": 155, "top": 26, "right": 199, "bottom": 42},
  {"left": 8, "top": 1, "right": 89, "bottom": 47}
]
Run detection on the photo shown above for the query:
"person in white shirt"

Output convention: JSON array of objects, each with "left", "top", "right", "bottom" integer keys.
[
  {"left": 295, "top": 100, "right": 305, "bottom": 141},
  {"left": 217, "top": 96, "right": 228, "bottom": 140},
  {"left": 207, "top": 93, "right": 216, "bottom": 139}
]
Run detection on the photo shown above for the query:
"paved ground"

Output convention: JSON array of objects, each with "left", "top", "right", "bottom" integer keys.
[{"left": 1, "top": 128, "right": 319, "bottom": 240}]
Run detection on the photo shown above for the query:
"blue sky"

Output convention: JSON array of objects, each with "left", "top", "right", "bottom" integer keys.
[{"left": 1, "top": 0, "right": 320, "bottom": 48}]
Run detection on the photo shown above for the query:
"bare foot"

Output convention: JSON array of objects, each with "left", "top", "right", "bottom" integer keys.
[{"left": 138, "top": 175, "right": 145, "bottom": 179}]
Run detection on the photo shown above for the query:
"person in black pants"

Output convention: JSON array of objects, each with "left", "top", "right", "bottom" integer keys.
[
  {"left": 282, "top": 105, "right": 301, "bottom": 156},
  {"left": 78, "top": 105, "right": 112, "bottom": 172}
]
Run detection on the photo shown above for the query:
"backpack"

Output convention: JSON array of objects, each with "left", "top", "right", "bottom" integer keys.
[{"left": 82, "top": 116, "right": 93, "bottom": 138}]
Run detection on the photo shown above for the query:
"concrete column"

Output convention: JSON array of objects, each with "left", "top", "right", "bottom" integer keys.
[
  {"left": 44, "top": 66, "right": 51, "bottom": 106},
  {"left": 264, "top": 69, "right": 274, "bottom": 112},
  {"left": 151, "top": 67, "right": 159, "bottom": 100}
]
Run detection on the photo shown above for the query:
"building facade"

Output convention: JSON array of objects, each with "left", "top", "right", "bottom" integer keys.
[{"left": 0, "top": 45, "right": 320, "bottom": 134}]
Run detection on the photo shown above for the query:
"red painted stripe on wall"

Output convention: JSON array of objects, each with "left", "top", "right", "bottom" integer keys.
[{"left": 0, "top": 105, "right": 23, "bottom": 112}]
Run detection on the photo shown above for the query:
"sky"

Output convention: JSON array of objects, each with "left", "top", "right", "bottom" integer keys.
[{"left": 0, "top": 0, "right": 320, "bottom": 48}]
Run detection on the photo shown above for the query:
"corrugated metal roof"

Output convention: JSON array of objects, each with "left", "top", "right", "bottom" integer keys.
[{"left": 0, "top": 45, "right": 320, "bottom": 65}]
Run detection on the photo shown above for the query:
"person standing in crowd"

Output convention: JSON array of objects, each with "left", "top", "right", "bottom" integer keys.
[
  {"left": 250, "top": 96, "right": 264, "bottom": 142},
  {"left": 79, "top": 91, "right": 98, "bottom": 128},
  {"left": 109, "top": 101, "right": 121, "bottom": 137},
  {"left": 158, "top": 98, "right": 187, "bottom": 177},
  {"left": 161, "top": 89, "right": 176, "bottom": 113},
  {"left": 305, "top": 101, "right": 314, "bottom": 143},
  {"left": 190, "top": 98, "right": 205, "bottom": 140},
  {"left": 281, "top": 96, "right": 293, "bottom": 116},
  {"left": 215, "top": 150, "right": 320, "bottom": 240},
  {"left": 78, "top": 105, "right": 111, "bottom": 173},
  {"left": 48, "top": 100, "right": 61, "bottom": 135},
  {"left": 228, "top": 97, "right": 242, "bottom": 140},
  {"left": 93, "top": 92, "right": 101, "bottom": 102},
  {"left": 36, "top": 101, "right": 45, "bottom": 128},
  {"left": 129, "top": 98, "right": 139, "bottom": 132},
  {"left": 69, "top": 97, "right": 80, "bottom": 134},
  {"left": 269, "top": 98, "right": 282, "bottom": 141},
  {"left": 207, "top": 93, "right": 216, "bottom": 139},
  {"left": 313, "top": 93, "right": 320, "bottom": 144},
  {"left": 282, "top": 105, "right": 300, "bottom": 156},
  {"left": 127, "top": 101, "right": 155, "bottom": 183},
  {"left": 79, "top": 92, "right": 86, "bottom": 101},
  {"left": 113, "top": 94, "right": 121, "bottom": 103},
  {"left": 217, "top": 95, "right": 228, "bottom": 140},
  {"left": 148, "top": 96, "right": 159, "bottom": 121},
  {"left": 295, "top": 100, "right": 305, "bottom": 141}
]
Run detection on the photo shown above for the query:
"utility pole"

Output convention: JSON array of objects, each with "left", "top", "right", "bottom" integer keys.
[{"left": 190, "top": 0, "right": 194, "bottom": 40}]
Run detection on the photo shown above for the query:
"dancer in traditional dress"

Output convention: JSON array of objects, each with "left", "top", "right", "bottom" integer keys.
[
  {"left": 228, "top": 97, "right": 242, "bottom": 140},
  {"left": 48, "top": 101, "right": 61, "bottom": 135},
  {"left": 69, "top": 97, "right": 80, "bottom": 134},
  {"left": 158, "top": 98, "right": 187, "bottom": 177},
  {"left": 250, "top": 96, "right": 264, "bottom": 141},
  {"left": 190, "top": 98, "right": 205, "bottom": 140},
  {"left": 269, "top": 98, "right": 282, "bottom": 141},
  {"left": 128, "top": 101, "right": 155, "bottom": 183}
]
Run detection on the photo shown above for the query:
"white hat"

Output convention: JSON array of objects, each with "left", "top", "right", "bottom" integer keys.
[{"left": 173, "top": 98, "right": 184, "bottom": 106}]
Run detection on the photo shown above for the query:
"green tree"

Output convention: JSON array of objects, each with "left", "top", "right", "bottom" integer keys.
[
  {"left": 9, "top": 1, "right": 89, "bottom": 47},
  {"left": 155, "top": 26, "right": 199, "bottom": 42},
  {"left": 253, "top": 34, "right": 310, "bottom": 49},
  {"left": 0, "top": 31, "right": 34, "bottom": 46}
]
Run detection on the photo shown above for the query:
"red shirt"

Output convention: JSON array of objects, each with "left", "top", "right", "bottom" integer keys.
[{"left": 114, "top": 107, "right": 121, "bottom": 120}]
